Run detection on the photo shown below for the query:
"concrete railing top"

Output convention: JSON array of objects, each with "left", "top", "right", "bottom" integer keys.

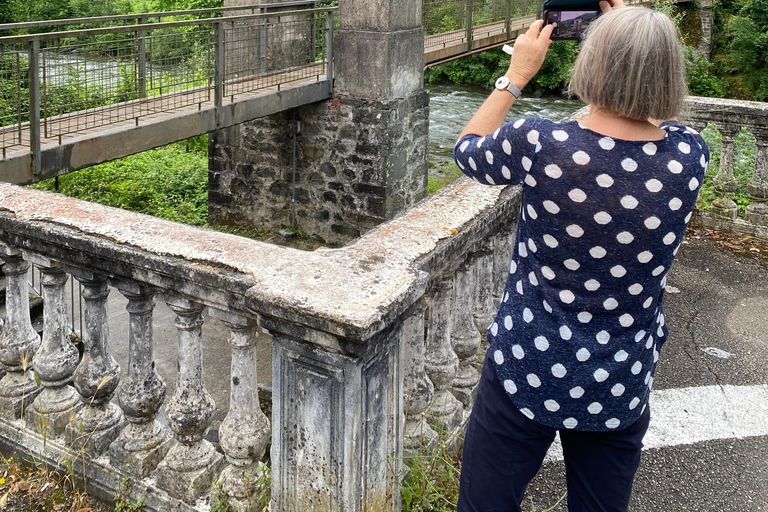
[
  {"left": 0, "top": 178, "right": 520, "bottom": 343},
  {"left": 684, "top": 96, "right": 768, "bottom": 134}
]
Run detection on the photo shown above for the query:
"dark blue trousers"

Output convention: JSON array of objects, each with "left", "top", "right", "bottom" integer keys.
[{"left": 458, "top": 350, "right": 650, "bottom": 512}]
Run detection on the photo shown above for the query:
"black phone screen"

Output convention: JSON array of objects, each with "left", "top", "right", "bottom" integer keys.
[{"left": 543, "top": 9, "right": 601, "bottom": 40}]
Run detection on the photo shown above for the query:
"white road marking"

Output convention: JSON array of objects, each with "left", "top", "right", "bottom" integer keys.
[{"left": 545, "top": 384, "right": 768, "bottom": 461}]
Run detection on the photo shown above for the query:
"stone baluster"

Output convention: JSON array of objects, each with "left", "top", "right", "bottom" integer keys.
[
  {"left": 492, "top": 227, "right": 516, "bottom": 308},
  {"left": 209, "top": 309, "right": 270, "bottom": 511},
  {"left": 402, "top": 299, "right": 437, "bottom": 456},
  {"left": 451, "top": 261, "right": 481, "bottom": 412},
  {"left": 65, "top": 271, "right": 122, "bottom": 456},
  {"left": 472, "top": 248, "right": 496, "bottom": 336},
  {"left": 155, "top": 298, "right": 224, "bottom": 504},
  {"left": 712, "top": 124, "right": 740, "bottom": 219},
  {"left": 108, "top": 283, "right": 171, "bottom": 477},
  {"left": 745, "top": 129, "right": 768, "bottom": 226},
  {"left": 0, "top": 247, "right": 41, "bottom": 419},
  {"left": 24, "top": 257, "right": 81, "bottom": 437},
  {"left": 425, "top": 278, "right": 462, "bottom": 432}
]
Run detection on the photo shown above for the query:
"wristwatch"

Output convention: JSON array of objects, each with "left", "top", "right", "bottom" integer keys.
[{"left": 495, "top": 75, "right": 521, "bottom": 99}]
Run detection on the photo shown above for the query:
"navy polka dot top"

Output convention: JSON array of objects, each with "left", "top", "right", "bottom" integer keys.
[{"left": 454, "top": 117, "right": 709, "bottom": 431}]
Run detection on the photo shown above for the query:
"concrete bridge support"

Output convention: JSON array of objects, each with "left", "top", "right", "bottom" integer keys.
[
  {"left": 698, "top": 0, "right": 713, "bottom": 57},
  {"left": 210, "top": 0, "right": 429, "bottom": 246}
]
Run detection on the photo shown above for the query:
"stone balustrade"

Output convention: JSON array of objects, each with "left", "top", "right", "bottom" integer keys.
[{"left": 0, "top": 173, "right": 522, "bottom": 511}]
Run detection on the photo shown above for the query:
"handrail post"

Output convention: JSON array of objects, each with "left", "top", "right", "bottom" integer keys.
[
  {"left": 466, "top": 0, "right": 474, "bottom": 53},
  {"left": 137, "top": 17, "right": 147, "bottom": 99},
  {"left": 259, "top": 7, "right": 267, "bottom": 73},
  {"left": 28, "top": 40, "right": 41, "bottom": 177},
  {"left": 506, "top": 0, "right": 512, "bottom": 39},
  {"left": 214, "top": 21, "right": 224, "bottom": 125},
  {"left": 327, "top": 9, "right": 334, "bottom": 88}
]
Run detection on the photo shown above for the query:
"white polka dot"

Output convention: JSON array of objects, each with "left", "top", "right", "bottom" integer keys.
[
  {"left": 527, "top": 130, "right": 539, "bottom": 145},
  {"left": 578, "top": 312, "right": 592, "bottom": 323},
  {"left": 654, "top": 349, "right": 660, "bottom": 362},
  {"left": 678, "top": 141, "right": 691, "bottom": 154},
  {"left": 643, "top": 297, "right": 653, "bottom": 308},
  {"left": 689, "top": 177, "right": 700, "bottom": 190},
  {"left": 573, "top": 151, "right": 591, "bottom": 165},
  {"left": 668, "top": 160, "right": 683, "bottom": 174},
  {"left": 522, "top": 156, "right": 531, "bottom": 170},
  {"left": 567, "top": 225, "right": 584, "bottom": 238},
  {"left": 569, "top": 387, "right": 585, "bottom": 399},
  {"left": 590, "top": 246, "right": 607, "bottom": 259},
  {"left": 542, "top": 266, "right": 556, "bottom": 280},
  {"left": 663, "top": 232, "right": 677, "bottom": 245},
  {"left": 513, "top": 119, "right": 525, "bottom": 129},
  {"left": 628, "top": 284, "right": 643, "bottom": 295},
  {"left": 631, "top": 361, "right": 642, "bottom": 375},
  {"left": 616, "top": 232, "right": 634, "bottom": 244},
  {"left": 516, "top": 280, "right": 523, "bottom": 294},
  {"left": 652, "top": 265, "right": 665, "bottom": 276},
  {"left": 657, "top": 324, "right": 664, "bottom": 337},
  {"left": 534, "top": 336, "right": 549, "bottom": 352},
  {"left": 614, "top": 350, "right": 629, "bottom": 362},
  {"left": 622, "top": 158, "right": 638, "bottom": 172},
  {"left": 576, "top": 348, "right": 591, "bottom": 362},
  {"left": 646, "top": 179, "right": 663, "bottom": 193},
  {"left": 637, "top": 251, "right": 653, "bottom": 263},
  {"left": 610, "top": 265, "right": 627, "bottom": 278},
  {"left": 552, "top": 363, "right": 567, "bottom": 378},
  {"left": 700, "top": 154, "right": 707, "bottom": 168},
  {"left": 485, "top": 174, "right": 495, "bottom": 185},
  {"left": 594, "top": 369, "right": 609, "bottom": 382},
  {"left": 594, "top": 211, "right": 612, "bottom": 225},
  {"left": 504, "top": 380, "right": 517, "bottom": 394},
  {"left": 504, "top": 292, "right": 509, "bottom": 302},
  {"left": 543, "top": 200, "right": 560, "bottom": 214},
  {"left": 588, "top": 402, "right": 603, "bottom": 414},
  {"left": 647, "top": 335, "right": 654, "bottom": 349},
  {"left": 553, "top": 130, "right": 569, "bottom": 141},
  {"left": 563, "top": 417, "right": 578, "bottom": 428},
  {"left": 485, "top": 151, "right": 494, "bottom": 165},
  {"left": 523, "top": 172, "right": 535, "bottom": 185},
  {"left": 685, "top": 211, "right": 693, "bottom": 223},
  {"left": 559, "top": 290, "right": 575, "bottom": 304},
  {"left": 526, "top": 205, "right": 538, "bottom": 220},
  {"left": 606, "top": 418, "right": 621, "bottom": 429},
  {"left": 599, "top": 137, "right": 615, "bottom": 150},
  {"left": 504, "top": 315, "right": 513, "bottom": 330},
  {"left": 603, "top": 298, "right": 618, "bottom": 310},
  {"left": 569, "top": 189, "right": 587, "bottom": 202},
  {"left": 611, "top": 383, "right": 625, "bottom": 397},
  {"left": 493, "top": 128, "right": 501, "bottom": 139},
  {"left": 669, "top": 197, "right": 682, "bottom": 211},
  {"left": 584, "top": 279, "right": 600, "bottom": 291},
  {"left": 543, "top": 300, "right": 553, "bottom": 313},
  {"left": 564, "top": 259, "right": 580, "bottom": 271},
  {"left": 519, "top": 242, "right": 528, "bottom": 258},
  {"left": 596, "top": 330, "right": 610, "bottom": 344},
  {"left": 596, "top": 174, "right": 614, "bottom": 188},
  {"left": 523, "top": 308, "right": 534, "bottom": 322},
  {"left": 643, "top": 142, "right": 657, "bottom": 155},
  {"left": 644, "top": 216, "right": 661, "bottom": 229},
  {"left": 645, "top": 371, "right": 652, "bottom": 385},
  {"left": 520, "top": 408, "right": 535, "bottom": 419},
  {"left": 476, "top": 137, "right": 486, "bottom": 148},
  {"left": 629, "top": 397, "right": 640, "bottom": 410},
  {"left": 527, "top": 374, "right": 541, "bottom": 387},
  {"left": 545, "top": 164, "right": 562, "bottom": 178},
  {"left": 494, "top": 350, "right": 504, "bottom": 365},
  {"left": 560, "top": 325, "right": 572, "bottom": 340},
  {"left": 468, "top": 157, "right": 477, "bottom": 171},
  {"left": 490, "top": 323, "right": 498, "bottom": 336},
  {"left": 543, "top": 234, "right": 558, "bottom": 248},
  {"left": 512, "top": 345, "right": 525, "bottom": 359},
  {"left": 621, "top": 196, "right": 638, "bottom": 209},
  {"left": 545, "top": 399, "right": 561, "bottom": 412},
  {"left": 634, "top": 330, "right": 646, "bottom": 342},
  {"left": 459, "top": 140, "right": 470, "bottom": 152},
  {"left": 619, "top": 314, "right": 635, "bottom": 327},
  {"left": 457, "top": 160, "right": 465, "bottom": 170}
]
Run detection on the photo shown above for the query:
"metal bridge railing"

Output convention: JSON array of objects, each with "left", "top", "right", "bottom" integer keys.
[{"left": 0, "top": 5, "right": 336, "bottom": 174}]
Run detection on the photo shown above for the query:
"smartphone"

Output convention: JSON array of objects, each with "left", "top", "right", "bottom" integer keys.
[{"left": 543, "top": 8, "right": 601, "bottom": 40}]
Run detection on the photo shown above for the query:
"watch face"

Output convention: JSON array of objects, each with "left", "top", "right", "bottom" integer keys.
[{"left": 495, "top": 76, "right": 510, "bottom": 90}]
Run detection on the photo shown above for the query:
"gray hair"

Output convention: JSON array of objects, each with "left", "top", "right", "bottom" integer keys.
[{"left": 568, "top": 7, "right": 687, "bottom": 121}]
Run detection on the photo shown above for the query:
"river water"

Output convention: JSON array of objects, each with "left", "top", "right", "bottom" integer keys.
[{"left": 427, "top": 83, "right": 585, "bottom": 167}]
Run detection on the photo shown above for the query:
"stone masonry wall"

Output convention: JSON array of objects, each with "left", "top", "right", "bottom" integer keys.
[{"left": 208, "top": 90, "right": 430, "bottom": 246}]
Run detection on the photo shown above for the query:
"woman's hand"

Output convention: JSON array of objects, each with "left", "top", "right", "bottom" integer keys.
[
  {"left": 506, "top": 20, "right": 554, "bottom": 87},
  {"left": 599, "top": 0, "right": 626, "bottom": 13}
]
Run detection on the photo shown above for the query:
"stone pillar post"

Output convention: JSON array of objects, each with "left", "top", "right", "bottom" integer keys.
[
  {"left": 451, "top": 262, "right": 481, "bottom": 410},
  {"left": 425, "top": 278, "right": 463, "bottom": 432},
  {"left": 209, "top": 308, "right": 271, "bottom": 512},
  {"left": 109, "top": 283, "right": 171, "bottom": 478},
  {"left": 746, "top": 130, "right": 768, "bottom": 226},
  {"left": 473, "top": 248, "right": 496, "bottom": 336},
  {"left": 698, "top": 0, "right": 714, "bottom": 57},
  {"left": 712, "top": 124, "right": 740, "bottom": 219},
  {"left": 156, "top": 298, "right": 224, "bottom": 504},
  {"left": 403, "top": 299, "right": 437, "bottom": 456},
  {"left": 266, "top": 319, "right": 403, "bottom": 512},
  {"left": 25, "top": 257, "right": 81, "bottom": 437},
  {"left": 0, "top": 247, "right": 41, "bottom": 420},
  {"left": 65, "top": 272, "right": 123, "bottom": 456}
]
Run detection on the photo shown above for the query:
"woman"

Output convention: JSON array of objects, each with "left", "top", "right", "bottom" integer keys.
[{"left": 453, "top": 3, "right": 709, "bottom": 512}]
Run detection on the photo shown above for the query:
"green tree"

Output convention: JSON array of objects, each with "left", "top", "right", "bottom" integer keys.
[{"left": 725, "top": 0, "right": 768, "bottom": 99}]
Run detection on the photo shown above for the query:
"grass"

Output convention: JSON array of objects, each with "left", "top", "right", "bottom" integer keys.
[{"left": 428, "top": 161, "right": 465, "bottom": 194}]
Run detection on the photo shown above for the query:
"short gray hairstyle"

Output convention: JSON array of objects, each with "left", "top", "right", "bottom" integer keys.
[{"left": 568, "top": 7, "right": 687, "bottom": 121}]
